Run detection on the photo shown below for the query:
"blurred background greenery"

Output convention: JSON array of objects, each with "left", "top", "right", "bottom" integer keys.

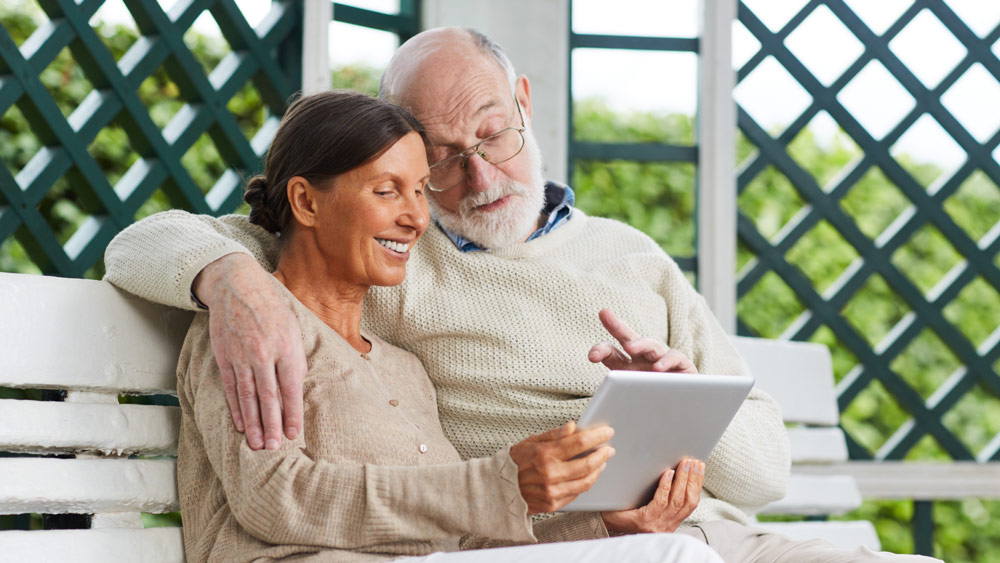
[{"left": 1, "top": 4, "right": 997, "bottom": 561}]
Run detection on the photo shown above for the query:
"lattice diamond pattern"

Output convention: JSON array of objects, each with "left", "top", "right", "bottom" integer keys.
[
  {"left": 737, "top": 0, "right": 1000, "bottom": 463},
  {"left": 0, "top": 0, "right": 301, "bottom": 278}
]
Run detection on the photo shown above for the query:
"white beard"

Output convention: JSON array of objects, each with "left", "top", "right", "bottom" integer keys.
[{"left": 428, "top": 131, "right": 546, "bottom": 250}]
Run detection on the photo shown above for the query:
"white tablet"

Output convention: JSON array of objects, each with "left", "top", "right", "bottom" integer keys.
[{"left": 560, "top": 370, "right": 754, "bottom": 512}]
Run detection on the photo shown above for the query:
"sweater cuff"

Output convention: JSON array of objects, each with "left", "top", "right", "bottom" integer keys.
[
  {"left": 493, "top": 446, "right": 537, "bottom": 543},
  {"left": 178, "top": 245, "right": 256, "bottom": 311},
  {"left": 532, "top": 511, "right": 609, "bottom": 543}
]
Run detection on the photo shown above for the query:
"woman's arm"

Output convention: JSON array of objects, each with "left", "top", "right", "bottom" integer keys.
[
  {"left": 180, "top": 321, "right": 613, "bottom": 549},
  {"left": 183, "top": 344, "right": 536, "bottom": 549}
]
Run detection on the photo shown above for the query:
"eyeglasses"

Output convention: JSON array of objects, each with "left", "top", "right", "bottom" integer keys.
[{"left": 426, "top": 94, "right": 526, "bottom": 192}]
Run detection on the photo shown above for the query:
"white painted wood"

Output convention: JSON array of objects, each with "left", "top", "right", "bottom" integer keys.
[
  {"left": 758, "top": 521, "right": 881, "bottom": 551},
  {"left": 302, "top": 0, "right": 332, "bottom": 95},
  {"left": 0, "top": 458, "right": 178, "bottom": 514},
  {"left": 730, "top": 335, "right": 840, "bottom": 426},
  {"left": 0, "top": 273, "right": 191, "bottom": 394},
  {"left": 759, "top": 474, "right": 863, "bottom": 515},
  {"left": 799, "top": 461, "right": 1000, "bottom": 500},
  {"left": 90, "top": 512, "right": 144, "bottom": 529},
  {"left": 697, "top": 0, "right": 738, "bottom": 333},
  {"left": 0, "top": 528, "right": 184, "bottom": 563},
  {"left": 0, "top": 399, "right": 180, "bottom": 456},
  {"left": 422, "top": 0, "right": 570, "bottom": 183},
  {"left": 65, "top": 391, "right": 118, "bottom": 404},
  {"left": 788, "top": 427, "right": 849, "bottom": 464}
]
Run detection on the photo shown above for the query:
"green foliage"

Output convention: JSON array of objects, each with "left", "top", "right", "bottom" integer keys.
[{"left": 572, "top": 101, "right": 696, "bottom": 258}]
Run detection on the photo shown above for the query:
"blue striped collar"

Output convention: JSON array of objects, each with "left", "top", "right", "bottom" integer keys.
[{"left": 437, "top": 181, "right": 575, "bottom": 253}]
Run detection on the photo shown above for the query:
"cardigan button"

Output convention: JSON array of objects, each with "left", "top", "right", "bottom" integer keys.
[
  {"left": 418, "top": 444, "right": 428, "bottom": 453},
  {"left": 389, "top": 399, "right": 399, "bottom": 407}
]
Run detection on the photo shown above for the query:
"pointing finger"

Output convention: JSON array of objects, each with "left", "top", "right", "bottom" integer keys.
[{"left": 598, "top": 309, "right": 641, "bottom": 347}]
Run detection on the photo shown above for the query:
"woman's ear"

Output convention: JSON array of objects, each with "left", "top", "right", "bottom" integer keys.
[{"left": 287, "top": 176, "right": 319, "bottom": 228}]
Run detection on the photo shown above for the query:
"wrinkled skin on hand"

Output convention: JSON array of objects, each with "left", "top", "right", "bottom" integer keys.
[
  {"left": 509, "top": 421, "right": 615, "bottom": 514},
  {"left": 601, "top": 458, "right": 706, "bottom": 534},
  {"left": 194, "top": 253, "right": 308, "bottom": 450}
]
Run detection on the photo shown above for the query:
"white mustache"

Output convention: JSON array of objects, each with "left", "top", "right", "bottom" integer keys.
[{"left": 458, "top": 180, "right": 526, "bottom": 216}]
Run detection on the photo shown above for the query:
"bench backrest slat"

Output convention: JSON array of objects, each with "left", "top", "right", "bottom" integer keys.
[
  {"left": 0, "top": 273, "right": 193, "bottom": 394},
  {"left": 0, "top": 528, "right": 185, "bottom": 563},
  {"left": 0, "top": 399, "right": 180, "bottom": 456},
  {"left": 0, "top": 458, "right": 178, "bottom": 515},
  {"left": 730, "top": 335, "right": 839, "bottom": 426}
]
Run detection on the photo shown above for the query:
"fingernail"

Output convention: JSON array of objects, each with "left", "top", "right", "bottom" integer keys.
[
  {"left": 265, "top": 439, "right": 280, "bottom": 450},
  {"left": 605, "top": 428, "right": 615, "bottom": 439},
  {"left": 599, "top": 463, "right": 607, "bottom": 472},
  {"left": 287, "top": 427, "right": 299, "bottom": 440},
  {"left": 249, "top": 434, "right": 263, "bottom": 449},
  {"left": 697, "top": 462, "right": 706, "bottom": 474},
  {"left": 608, "top": 447, "right": 616, "bottom": 458}
]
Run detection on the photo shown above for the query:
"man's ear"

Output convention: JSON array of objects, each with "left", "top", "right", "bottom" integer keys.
[
  {"left": 287, "top": 176, "right": 319, "bottom": 228},
  {"left": 515, "top": 74, "right": 532, "bottom": 121}
]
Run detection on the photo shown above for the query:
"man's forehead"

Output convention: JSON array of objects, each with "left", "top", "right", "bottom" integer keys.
[{"left": 408, "top": 83, "right": 510, "bottom": 143}]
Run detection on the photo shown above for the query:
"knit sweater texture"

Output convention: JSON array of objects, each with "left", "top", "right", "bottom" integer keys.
[
  {"left": 177, "top": 286, "right": 539, "bottom": 562},
  {"left": 106, "top": 206, "right": 791, "bottom": 528}
]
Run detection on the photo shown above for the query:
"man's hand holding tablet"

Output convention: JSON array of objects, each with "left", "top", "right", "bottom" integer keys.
[
  {"left": 602, "top": 457, "right": 706, "bottom": 533},
  {"left": 579, "top": 310, "right": 750, "bottom": 533}
]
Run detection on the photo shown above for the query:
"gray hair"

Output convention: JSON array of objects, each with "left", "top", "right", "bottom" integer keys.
[
  {"left": 462, "top": 27, "right": 517, "bottom": 91},
  {"left": 378, "top": 27, "right": 517, "bottom": 101}
]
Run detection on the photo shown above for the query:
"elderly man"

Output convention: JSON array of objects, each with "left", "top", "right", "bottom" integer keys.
[{"left": 104, "top": 27, "right": 939, "bottom": 563}]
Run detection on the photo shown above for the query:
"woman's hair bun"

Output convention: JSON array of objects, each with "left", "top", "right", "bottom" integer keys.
[{"left": 245, "top": 176, "right": 280, "bottom": 233}]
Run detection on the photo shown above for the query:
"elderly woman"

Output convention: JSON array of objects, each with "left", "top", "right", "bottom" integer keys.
[{"left": 175, "top": 91, "right": 716, "bottom": 563}]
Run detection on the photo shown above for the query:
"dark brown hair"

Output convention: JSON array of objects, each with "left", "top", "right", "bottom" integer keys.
[{"left": 245, "top": 90, "right": 426, "bottom": 238}]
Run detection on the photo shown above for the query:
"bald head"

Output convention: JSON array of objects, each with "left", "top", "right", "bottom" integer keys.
[{"left": 379, "top": 27, "right": 516, "bottom": 108}]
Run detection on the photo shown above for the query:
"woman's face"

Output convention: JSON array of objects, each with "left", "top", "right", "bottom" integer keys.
[{"left": 314, "top": 132, "right": 430, "bottom": 288}]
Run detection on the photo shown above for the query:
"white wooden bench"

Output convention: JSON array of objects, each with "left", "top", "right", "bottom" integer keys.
[
  {"left": 731, "top": 335, "right": 881, "bottom": 550},
  {"left": 0, "top": 272, "right": 192, "bottom": 562},
  {"left": 0, "top": 271, "right": 884, "bottom": 560}
]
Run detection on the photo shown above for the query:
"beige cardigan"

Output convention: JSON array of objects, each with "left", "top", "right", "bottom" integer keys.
[{"left": 176, "top": 287, "right": 543, "bottom": 562}]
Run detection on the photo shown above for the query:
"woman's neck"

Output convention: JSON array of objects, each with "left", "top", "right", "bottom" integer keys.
[{"left": 273, "top": 245, "right": 371, "bottom": 354}]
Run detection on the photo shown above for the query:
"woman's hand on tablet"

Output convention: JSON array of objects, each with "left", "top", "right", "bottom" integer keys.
[
  {"left": 600, "top": 457, "right": 706, "bottom": 534},
  {"left": 509, "top": 421, "right": 616, "bottom": 515},
  {"left": 588, "top": 309, "right": 697, "bottom": 374}
]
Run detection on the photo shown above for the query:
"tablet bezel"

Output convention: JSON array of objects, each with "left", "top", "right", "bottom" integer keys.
[{"left": 560, "top": 371, "right": 754, "bottom": 512}]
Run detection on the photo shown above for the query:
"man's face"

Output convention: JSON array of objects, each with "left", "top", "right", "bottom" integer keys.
[{"left": 405, "top": 62, "right": 546, "bottom": 249}]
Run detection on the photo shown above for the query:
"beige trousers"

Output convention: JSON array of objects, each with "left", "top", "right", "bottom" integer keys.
[{"left": 678, "top": 520, "right": 944, "bottom": 563}]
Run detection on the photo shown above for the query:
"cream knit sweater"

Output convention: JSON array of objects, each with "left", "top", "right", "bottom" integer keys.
[
  {"left": 105, "top": 207, "right": 790, "bottom": 527},
  {"left": 178, "top": 289, "right": 536, "bottom": 562}
]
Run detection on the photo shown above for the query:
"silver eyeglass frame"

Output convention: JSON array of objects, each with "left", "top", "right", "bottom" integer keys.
[{"left": 426, "top": 93, "right": 526, "bottom": 192}]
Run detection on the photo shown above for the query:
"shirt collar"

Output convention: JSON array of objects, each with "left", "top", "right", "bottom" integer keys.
[{"left": 436, "top": 181, "right": 575, "bottom": 253}]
